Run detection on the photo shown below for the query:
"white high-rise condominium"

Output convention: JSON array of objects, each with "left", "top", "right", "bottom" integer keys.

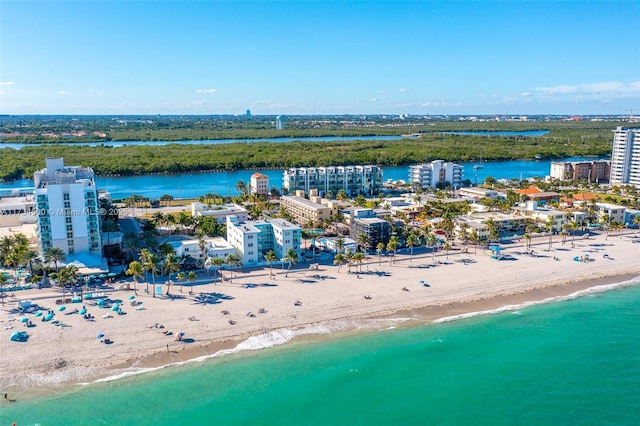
[
  {"left": 408, "top": 160, "right": 463, "bottom": 189},
  {"left": 610, "top": 127, "right": 640, "bottom": 186},
  {"left": 34, "top": 158, "right": 102, "bottom": 257}
]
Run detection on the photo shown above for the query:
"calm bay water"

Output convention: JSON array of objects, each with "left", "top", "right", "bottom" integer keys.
[
  {"left": 0, "top": 157, "right": 605, "bottom": 200},
  {"left": 2, "top": 279, "right": 639, "bottom": 425}
]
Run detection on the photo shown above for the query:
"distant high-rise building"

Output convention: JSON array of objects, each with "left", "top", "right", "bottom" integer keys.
[
  {"left": 275, "top": 115, "right": 285, "bottom": 130},
  {"left": 610, "top": 127, "right": 640, "bottom": 186},
  {"left": 408, "top": 160, "right": 463, "bottom": 189},
  {"left": 34, "top": 158, "right": 102, "bottom": 257},
  {"left": 245, "top": 109, "right": 251, "bottom": 117}
]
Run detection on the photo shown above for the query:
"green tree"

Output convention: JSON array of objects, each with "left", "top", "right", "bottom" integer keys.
[
  {"left": 283, "top": 248, "right": 298, "bottom": 277},
  {"left": 126, "top": 260, "right": 144, "bottom": 295},
  {"left": 265, "top": 250, "right": 278, "bottom": 279},
  {"left": 406, "top": 233, "right": 420, "bottom": 262},
  {"left": 44, "top": 247, "right": 66, "bottom": 274}
]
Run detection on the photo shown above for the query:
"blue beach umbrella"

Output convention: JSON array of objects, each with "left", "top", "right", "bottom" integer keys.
[
  {"left": 58, "top": 306, "right": 66, "bottom": 312},
  {"left": 128, "top": 295, "right": 136, "bottom": 300},
  {"left": 19, "top": 316, "right": 28, "bottom": 323},
  {"left": 96, "top": 333, "right": 104, "bottom": 339},
  {"left": 34, "top": 311, "right": 43, "bottom": 317}
]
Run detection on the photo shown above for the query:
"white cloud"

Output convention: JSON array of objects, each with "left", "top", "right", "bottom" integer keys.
[
  {"left": 398, "top": 88, "right": 409, "bottom": 93},
  {"left": 520, "top": 92, "right": 531, "bottom": 97},
  {"left": 196, "top": 88, "right": 217, "bottom": 94},
  {"left": 532, "top": 81, "right": 639, "bottom": 98},
  {"left": 0, "top": 81, "right": 16, "bottom": 86},
  {"left": 370, "top": 97, "right": 377, "bottom": 102},
  {"left": 57, "top": 90, "right": 70, "bottom": 95}
]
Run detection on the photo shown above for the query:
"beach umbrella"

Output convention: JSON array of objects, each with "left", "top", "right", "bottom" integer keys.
[
  {"left": 34, "top": 311, "right": 43, "bottom": 317},
  {"left": 111, "top": 304, "right": 120, "bottom": 311},
  {"left": 96, "top": 333, "right": 104, "bottom": 339},
  {"left": 418, "top": 280, "right": 425, "bottom": 284},
  {"left": 108, "top": 273, "right": 116, "bottom": 278},
  {"left": 128, "top": 295, "right": 136, "bottom": 300},
  {"left": 97, "top": 299, "right": 106, "bottom": 307},
  {"left": 19, "top": 316, "right": 28, "bottom": 323},
  {"left": 99, "top": 274, "right": 107, "bottom": 279},
  {"left": 58, "top": 306, "right": 66, "bottom": 312}
]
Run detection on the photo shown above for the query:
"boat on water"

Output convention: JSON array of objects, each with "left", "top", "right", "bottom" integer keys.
[
  {"left": 473, "top": 164, "right": 483, "bottom": 170},
  {"left": 401, "top": 133, "right": 422, "bottom": 138}
]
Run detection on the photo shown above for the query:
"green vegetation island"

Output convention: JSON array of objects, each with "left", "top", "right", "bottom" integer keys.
[{"left": 1, "top": 115, "right": 638, "bottom": 181}]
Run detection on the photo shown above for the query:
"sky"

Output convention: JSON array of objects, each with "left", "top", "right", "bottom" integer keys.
[{"left": 1, "top": 0, "right": 639, "bottom": 116}]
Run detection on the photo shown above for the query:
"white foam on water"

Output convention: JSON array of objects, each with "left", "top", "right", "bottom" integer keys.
[
  {"left": 434, "top": 276, "right": 640, "bottom": 324},
  {"left": 87, "top": 317, "right": 412, "bottom": 385}
]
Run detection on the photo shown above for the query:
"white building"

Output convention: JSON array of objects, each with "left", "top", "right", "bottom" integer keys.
[
  {"left": 610, "top": 127, "right": 640, "bottom": 186},
  {"left": 280, "top": 195, "right": 332, "bottom": 225},
  {"left": 226, "top": 215, "right": 301, "bottom": 266},
  {"left": 250, "top": 172, "right": 270, "bottom": 196},
  {"left": 191, "top": 203, "right": 248, "bottom": 222},
  {"left": 168, "top": 236, "right": 235, "bottom": 264},
  {"left": 408, "top": 160, "right": 463, "bottom": 189},
  {"left": 593, "top": 202, "right": 626, "bottom": 224},
  {"left": 283, "top": 165, "right": 383, "bottom": 196},
  {"left": 34, "top": 158, "right": 102, "bottom": 257},
  {"left": 275, "top": 115, "right": 285, "bottom": 130}
]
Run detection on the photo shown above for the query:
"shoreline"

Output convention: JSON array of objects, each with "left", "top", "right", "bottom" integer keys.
[{"left": 1, "top": 231, "right": 639, "bottom": 401}]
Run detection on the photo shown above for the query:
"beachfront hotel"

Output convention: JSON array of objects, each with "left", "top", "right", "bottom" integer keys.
[
  {"left": 34, "top": 158, "right": 102, "bottom": 257},
  {"left": 226, "top": 215, "right": 301, "bottom": 265},
  {"left": 283, "top": 165, "right": 383, "bottom": 197},
  {"left": 408, "top": 160, "right": 463, "bottom": 189},
  {"left": 610, "top": 126, "right": 640, "bottom": 186}
]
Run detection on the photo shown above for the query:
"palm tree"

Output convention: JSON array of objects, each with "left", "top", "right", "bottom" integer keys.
[
  {"left": 44, "top": 247, "right": 66, "bottom": 274},
  {"left": 333, "top": 253, "right": 346, "bottom": 272},
  {"left": 0, "top": 273, "right": 9, "bottom": 306},
  {"left": 126, "top": 260, "right": 144, "bottom": 295},
  {"left": 334, "top": 237, "right": 345, "bottom": 255},
  {"left": 523, "top": 233, "right": 531, "bottom": 252},
  {"left": 225, "top": 253, "right": 241, "bottom": 283},
  {"left": 545, "top": 219, "right": 554, "bottom": 251},
  {"left": 599, "top": 214, "right": 611, "bottom": 240},
  {"left": 427, "top": 233, "right": 439, "bottom": 262},
  {"left": 176, "top": 271, "right": 186, "bottom": 293},
  {"left": 163, "top": 254, "right": 180, "bottom": 295},
  {"left": 358, "top": 234, "right": 370, "bottom": 254},
  {"left": 235, "top": 180, "right": 248, "bottom": 198},
  {"left": 386, "top": 236, "right": 398, "bottom": 266},
  {"left": 283, "top": 248, "right": 298, "bottom": 278},
  {"left": 141, "top": 249, "right": 161, "bottom": 297},
  {"left": 122, "top": 232, "right": 140, "bottom": 262},
  {"left": 344, "top": 250, "right": 354, "bottom": 273},
  {"left": 21, "top": 250, "right": 40, "bottom": 275},
  {"left": 352, "top": 251, "right": 365, "bottom": 273},
  {"left": 187, "top": 271, "right": 197, "bottom": 294},
  {"left": 443, "top": 241, "right": 452, "bottom": 259},
  {"left": 406, "top": 233, "right": 420, "bottom": 262},
  {"left": 264, "top": 250, "right": 277, "bottom": 279},
  {"left": 376, "top": 242, "right": 385, "bottom": 266},
  {"left": 211, "top": 257, "right": 224, "bottom": 282}
]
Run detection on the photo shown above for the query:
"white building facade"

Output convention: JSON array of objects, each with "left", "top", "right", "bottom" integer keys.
[
  {"left": 610, "top": 127, "right": 640, "bottom": 186},
  {"left": 408, "top": 160, "right": 463, "bottom": 189},
  {"left": 283, "top": 165, "right": 383, "bottom": 196},
  {"left": 250, "top": 172, "right": 270, "bottom": 196},
  {"left": 226, "top": 216, "right": 301, "bottom": 266},
  {"left": 34, "top": 158, "right": 102, "bottom": 256}
]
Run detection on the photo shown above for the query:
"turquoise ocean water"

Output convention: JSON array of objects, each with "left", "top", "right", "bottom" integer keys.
[{"left": 2, "top": 280, "right": 639, "bottom": 426}]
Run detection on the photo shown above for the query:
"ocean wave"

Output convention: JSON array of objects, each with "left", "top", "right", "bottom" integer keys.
[
  {"left": 433, "top": 275, "right": 640, "bottom": 324},
  {"left": 88, "top": 317, "right": 412, "bottom": 385}
]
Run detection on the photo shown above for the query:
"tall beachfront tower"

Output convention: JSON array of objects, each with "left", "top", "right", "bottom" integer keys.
[
  {"left": 275, "top": 115, "right": 285, "bottom": 130},
  {"left": 611, "top": 127, "right": 640, "bottom": 186},
  {"left": 408, "top": 160, "right": 463, "bottom": 189},
  {"left": 34, "top": 158, "right": 102, "bottom": 257}
]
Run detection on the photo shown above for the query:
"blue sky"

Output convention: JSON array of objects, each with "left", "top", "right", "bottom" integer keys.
[{"left": 1, "top": 0, "right": 638, "bottom": 115}]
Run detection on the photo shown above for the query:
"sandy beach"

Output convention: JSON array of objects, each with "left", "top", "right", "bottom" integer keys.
[{"left": 1, "top": 230, "right": 639, "bottom": 399}]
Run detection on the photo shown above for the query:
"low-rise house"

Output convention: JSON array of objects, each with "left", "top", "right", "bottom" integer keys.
[{"left": 191, "top": 203, "right": 248, "bottom": 223}]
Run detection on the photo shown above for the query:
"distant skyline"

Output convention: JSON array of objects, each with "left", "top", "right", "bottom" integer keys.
[{"left": 1, "top": 1, "right": 639, "bottom": 116}]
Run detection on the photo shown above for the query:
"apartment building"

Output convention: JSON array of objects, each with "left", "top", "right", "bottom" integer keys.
[
  {"left": 33, "top": 158, "right": 102, "bottom": 257},
  {"left": 283, "top": 165, "right": 383, "bottom": 196},
  {"left": 408, "top": 160, "right": 463, "bottom": 189},
  {"left": 250, "top": 172, "right": 270, "bottom": 196},
  {"left": 610, "top": 126, "right": 640, "bottom": 186},
  {"left": 226, "top": 215, "right": 301, "bottom": 266},
  {"left": 280, "top": 195, "right": 332, "bottom": 225},
  {"left": 191, "top": 202, "right": 248, "bottom": 223},
  {"left": 549, "top": 160, "right": 610, "bottom": 182}
]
